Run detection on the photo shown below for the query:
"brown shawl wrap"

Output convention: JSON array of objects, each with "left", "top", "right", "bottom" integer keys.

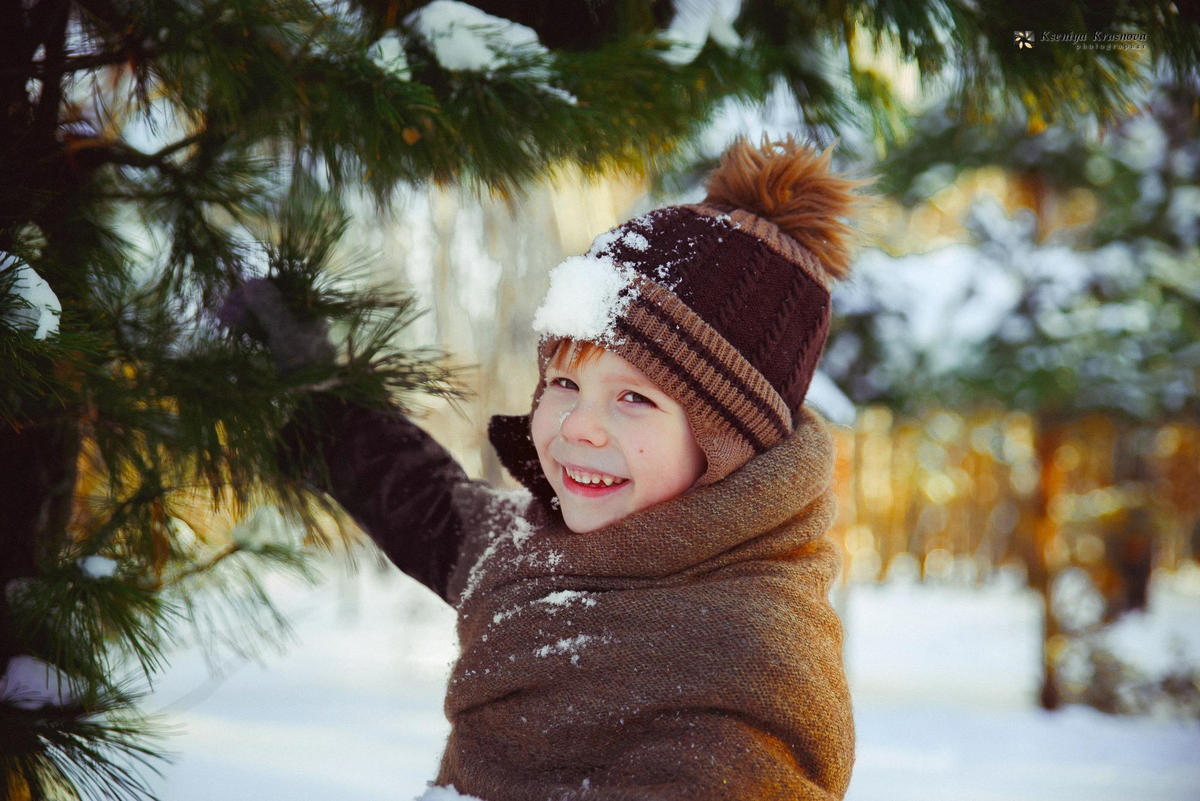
[{"left": 437, "top": 405, "right": 854, "bottom": 799}]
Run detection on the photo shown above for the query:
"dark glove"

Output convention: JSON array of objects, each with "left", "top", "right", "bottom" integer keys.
[{"left": 218, "top": 277, "right": 336, "bottom": 374}]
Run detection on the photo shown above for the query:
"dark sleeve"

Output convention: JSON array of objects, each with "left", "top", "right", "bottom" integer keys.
[{"left": 276, "top": 392, "right": 468, "bottom": 603}]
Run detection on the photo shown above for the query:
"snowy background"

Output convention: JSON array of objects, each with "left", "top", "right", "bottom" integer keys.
[{"left": 141, "top": 556, "right": 1200, "bottom": 800}]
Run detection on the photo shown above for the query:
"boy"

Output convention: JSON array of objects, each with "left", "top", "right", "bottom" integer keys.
[{"left": 222, "top": 136, "right": 872, "bottom": 799}]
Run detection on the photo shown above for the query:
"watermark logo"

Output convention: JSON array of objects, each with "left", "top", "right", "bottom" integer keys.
[{"left": 1019, "top": 30, "right": 1147, "bottom": 51}]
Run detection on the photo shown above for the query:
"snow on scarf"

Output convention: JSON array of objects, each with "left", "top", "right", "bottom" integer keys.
[{"left": 436, "top": 405, "right": 853, "bottom": 800}]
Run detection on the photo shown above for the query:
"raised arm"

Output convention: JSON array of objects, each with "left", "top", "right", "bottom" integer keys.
[
  {"left": 276, "top": 393, "right": 470, "bottom": 602},
  {"left": 218, "top": 277, "right": 473, "bottom": 603}
]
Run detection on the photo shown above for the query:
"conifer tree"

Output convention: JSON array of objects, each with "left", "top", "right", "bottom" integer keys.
[
  {"left": 2, "top": 1, "right": 1196, "bottom": 797},
  {"left": 824, "top": 67, "right": 1200, "bottom": 711}
]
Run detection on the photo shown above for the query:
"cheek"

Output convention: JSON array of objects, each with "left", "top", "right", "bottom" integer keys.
[
  {"left": 530, "top": 399, "right": 559, "bottom": 459},
  {"left": 627, "top": 422, "right": 704, "bottom": 494}
]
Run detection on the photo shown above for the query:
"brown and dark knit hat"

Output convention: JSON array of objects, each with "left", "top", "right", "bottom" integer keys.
[{"left": 489, "top": 136, "right": 874, "bottom": 501}]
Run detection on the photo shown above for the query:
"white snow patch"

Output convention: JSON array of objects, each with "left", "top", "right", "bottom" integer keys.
[
  {"left": 536, "top": 589, "right": 597, "bottom": 608},
  {"left": 492, "top": 604, "right": 525, "bottom": 625},
  {"left": 587, "top": 227, "right": 623, "bottom": 256},
  {"left": 845, "top": 243, "right": 1024, "bottom": 374},
  {"left": 408, "top": 1, "right": 543, "bottom": 72},
  {"left": 531, "top": 255, "right": 638, "bottom": 343},
  {"left": 480, "top": 486, "right": 534, "bottom": 505},
  {"left": 1099, "top": 582, "right": 1200, "bottom": 676},
  {"left": 0, "top": 655, "right": 81, "bottom": 710},
  {"left": 509, "top": 515, "right": 534, "bottom": 550},
  {"left": 622, "top": 231, "right": 650, "bottom": 251},
  {"left": 368, "top": 31, "right": 411, "bottom": 81},
  {"left": 1166, "top": 186, "right": 1200, "bottom": 246},
  {"left": 658, "top": 0, "right": 743, "bottom": 65},
  {"left": 405, "top": 0, "right": 576, "bottom": 103},
  {"left": 1113, "top": 114, "right": 1168, "bottom": 172},
  {"left": 534, "top": 633, "right": 599, "bottom": 662},
  {"left": 460, "top": 537, "right": 501, "bottom": 604},
  {"left": 78, "top": 555, "right": 118, "bottom": 579},
  {"left": 1, "top": 257, "right": 61, "bottom": 340},
  {"left": 459, "top": 492, "right": 537, "bottom": 604},
  {"left": 414, "top": 783, "right": 485, "bottom": 800},
  {"left": 138, "top": 559, "right": 1200, "bottom": 799}
]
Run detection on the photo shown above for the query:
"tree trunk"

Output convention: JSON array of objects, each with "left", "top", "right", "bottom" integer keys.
[
  {"left": 1029, "top": 412, "right": 1069, "bottom": 710},
  {"left": 1103, "top": 420, "right": 1154, "bottom": 621},
  {"left": 0, "top": 413, "right": 81, "bottom": 667}
]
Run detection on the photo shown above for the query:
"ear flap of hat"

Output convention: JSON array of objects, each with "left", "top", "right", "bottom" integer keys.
[{"left": 487, "top": 414, "right": 561, "bottom": 516}]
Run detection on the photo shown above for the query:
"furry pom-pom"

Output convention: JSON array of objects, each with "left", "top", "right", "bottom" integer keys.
[{"left": 704, "top": 136, "right": 875, "bottom": 282}]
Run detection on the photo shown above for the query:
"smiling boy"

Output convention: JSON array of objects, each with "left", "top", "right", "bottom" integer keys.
[
  {"left": 533, "top": 340, "right": 707, "bottom": 534},
  {"left": 225, "top": 136, "right": 873, "bottom": 799}
]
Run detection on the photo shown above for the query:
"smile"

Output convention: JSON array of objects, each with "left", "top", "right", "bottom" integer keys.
[
  {"left": 562, "top": 465, "right": 630, "bottom": 496},
  {"left": 563, "top": 464, "right": 628, "bottom": 486}
]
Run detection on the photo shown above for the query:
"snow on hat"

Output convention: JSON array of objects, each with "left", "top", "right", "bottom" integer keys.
[{"left": 490, "top": 136, "right": 875, "bottom": 496}]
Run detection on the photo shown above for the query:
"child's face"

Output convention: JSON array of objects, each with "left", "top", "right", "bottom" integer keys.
[{"left": 531, "top": 343, "right": 707, "bottom": 534}]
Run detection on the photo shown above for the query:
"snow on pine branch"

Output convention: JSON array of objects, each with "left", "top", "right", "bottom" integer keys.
[
  {"left": 371, "top": 1, "right": 753, "bottom": 121},
  {"left": 407, "top": 0, "right": 543, "bottom": 73},
  {"left": 826, "top": 194, "right": 1199, "bottom": 416},
  {"left": 1, "top": 254, "right": 61, "bottom": 340},
  {"left": 403, "top": 0, "right": 577, "bottom": 104},
  {"left": 368, "top": 31, "right": 411, "bottom": 81},
  {"left": 78, "top": 556, "right": 119, "bottom": 579},
  {"left": 0, "top": 655, "right": 82, "bottom": 710},
  {"left": 659, "top": 0, "right": 743, "bottom": 65}
]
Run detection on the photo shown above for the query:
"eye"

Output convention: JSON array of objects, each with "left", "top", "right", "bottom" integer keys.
[
  {"left": 548, "top": 376, "right": 577, "bottom": 391},
  {"left": 620, "top": 390, "right": 656, "bottom": 407}
]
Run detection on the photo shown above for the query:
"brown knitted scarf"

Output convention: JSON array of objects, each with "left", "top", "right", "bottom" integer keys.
[{"left": 435, "top": 405, "right": 854, "bottom": 800}]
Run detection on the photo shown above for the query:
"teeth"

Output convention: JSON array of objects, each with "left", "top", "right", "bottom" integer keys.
[{"left": 565, "top": 466, "right": 626, "bottom": 486}]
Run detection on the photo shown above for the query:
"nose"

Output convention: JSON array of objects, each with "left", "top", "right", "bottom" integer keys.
[{"left": 558, "top": 399, "right": 608, "bottom": 448}]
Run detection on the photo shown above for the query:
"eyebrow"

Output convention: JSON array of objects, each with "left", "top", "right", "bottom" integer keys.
[
  {"left": 618, "top": 373, "right": 659, "bottom": 392},
  {"left": 547, "top": 364, "right": 661, "bottom": 393}
]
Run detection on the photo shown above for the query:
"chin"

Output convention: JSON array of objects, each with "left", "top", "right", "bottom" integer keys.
[
  {"left": 561, "top": 508, "right": 615, "bottom": 535},
  {"left": 562, "top": 515, "right": 602, "bottom": 535}
]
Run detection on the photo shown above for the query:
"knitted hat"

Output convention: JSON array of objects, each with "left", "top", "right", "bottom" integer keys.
[{"left": 489, "top": 136, "right": 874, "bottom": 502}]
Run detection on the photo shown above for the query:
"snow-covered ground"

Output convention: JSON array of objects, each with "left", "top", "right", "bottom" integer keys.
[{"left": 142, "top": 557, "right": 1200, "bottom": 800}]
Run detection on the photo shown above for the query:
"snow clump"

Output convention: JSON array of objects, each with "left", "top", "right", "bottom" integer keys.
[
  {"left": 77, "top": 555, "right": 118, "bottom": 579},
  {"left": 368, "top": 31, "right": 411, "bottom": 80},
  {"left": 0, "top": 655, "right": 82, "bottom": 710},
  {"left": 534, "top": 633, "right": 600, "bottom": 666},
  {"left": 532, "top": 255, "right": 638, "bottom": 344},
  {"left": 509, "top": 515, "right": 534, "bottom": 550},
  {"left": 658, "top": 0, "right": 742, "bottom": 65},
  {"left": 414, "top": 784, "right": 486, "bottom": 801},
  {"left": 405, "top": 0, "right": 577, "bottom": 103},
  {"left": 537, "top": 589, "right": 597, "bottom": 608},
  {"left": 622, "top": 231, "right": 650, "bottom": 251},
  {"left": 407, "top": 0, "right": 542, "bottom": 72},
  {"left": 1, "top": 255, "right": 61, "bottom": 340}
]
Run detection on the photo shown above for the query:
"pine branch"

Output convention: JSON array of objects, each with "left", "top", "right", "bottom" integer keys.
[
  {"left": 14, "top": 47, "right": 149, "bottom": 77},
  {"left": 153, "top": 543, "right": 240, "bottom": 589},
  {"left": 1, "top": 680, "right": 168, "bottom": 801}
]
